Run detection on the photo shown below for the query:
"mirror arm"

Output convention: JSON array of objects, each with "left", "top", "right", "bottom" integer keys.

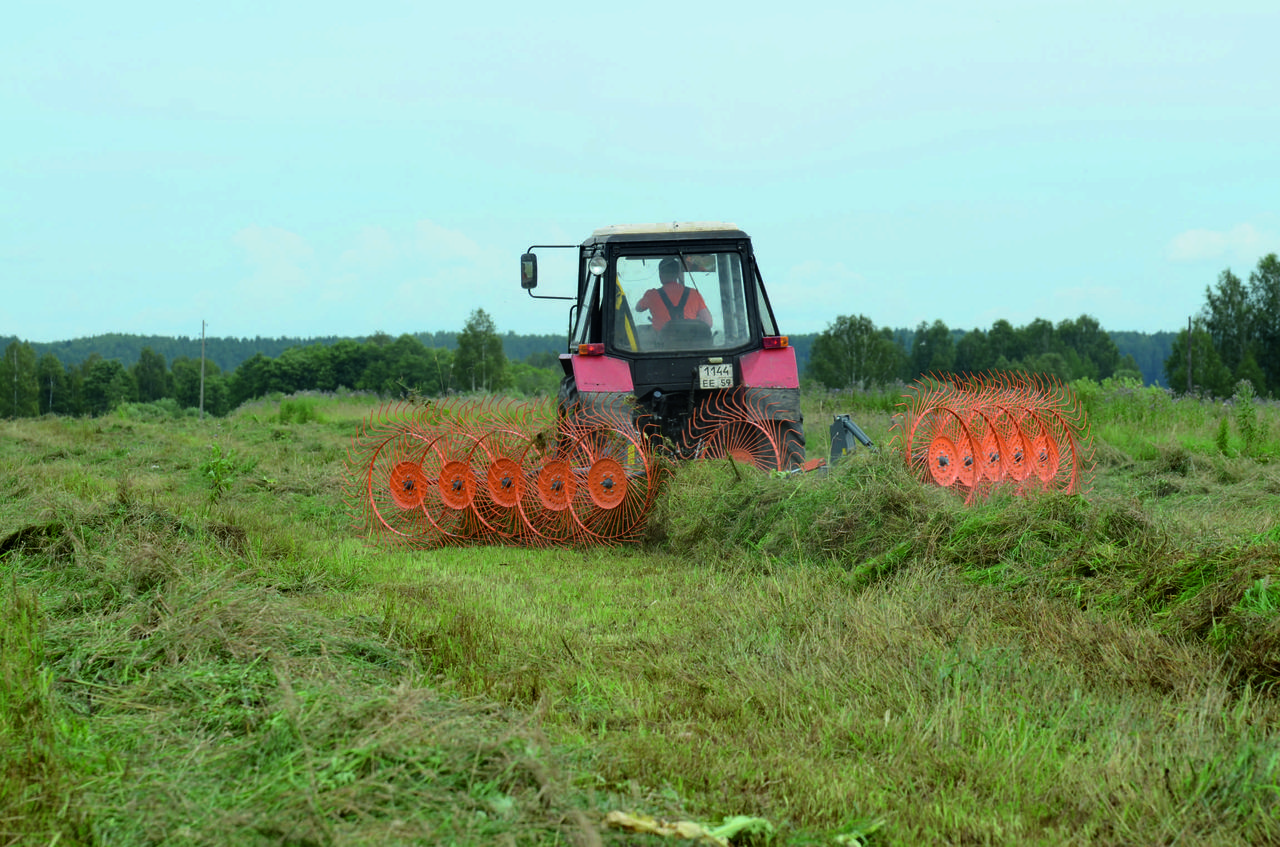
[{"left": 522, "top": 244, "right": 578, "bottom": 299}]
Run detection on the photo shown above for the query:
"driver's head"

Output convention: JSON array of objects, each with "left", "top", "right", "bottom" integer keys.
[{"left": 659, "top": 257, "right": 683, "bottom": 284}]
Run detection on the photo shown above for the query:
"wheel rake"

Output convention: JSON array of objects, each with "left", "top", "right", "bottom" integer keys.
[
  {"left": 347, "top": 397, "right": 662, "bottom": 549},
  {"left": 346, "top": 399, "right": 452, "bottom": 544},
  {"left": 679, "top": 387, "right": 791, "bottom": 471},
  {"left": 895, "top": 372, "right": 1095, "bottom": 501}
]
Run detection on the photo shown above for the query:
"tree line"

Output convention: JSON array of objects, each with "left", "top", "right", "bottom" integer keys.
[
  {"left": 804, "top": 313, "right": 1144, "bottom": 391},
  {"left": 0, "top": 329, "right": 565, "bottom": 374},
  {"left": 794, "top": 328, "right": 1172, "bottom": 389},
  {"left": 0, "top": 310, "right": 560, "bottom": 419},
  {"left": 3, "top": 325, "right": 1178, "bottom": 392},
  {"left": 803, "top": 254, "right": 1279, "bottom": 399},
  {"left": 1163, "top": 253, "right": 1280, "bottom": 398},
  {"left": 3, "top": 296, "right": 1207, "bottom": 420}
]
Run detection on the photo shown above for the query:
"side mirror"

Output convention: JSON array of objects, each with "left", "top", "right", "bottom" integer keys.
[{"left": 520, "top": 253, "right": 538, "bottom": 290}]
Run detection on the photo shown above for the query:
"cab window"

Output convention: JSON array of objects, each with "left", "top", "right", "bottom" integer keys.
[{"left": 612, "top": 252, "right": 751, "bottom": 353}]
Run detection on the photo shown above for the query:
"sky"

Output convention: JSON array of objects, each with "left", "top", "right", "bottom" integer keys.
[{"left": 3, "top": 0, "right": 1278, "bottom": 344}]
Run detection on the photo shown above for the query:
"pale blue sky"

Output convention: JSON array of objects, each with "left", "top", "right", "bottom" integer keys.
[{"left": 3, "top": 1, "right": 1278, "bottom": 343}]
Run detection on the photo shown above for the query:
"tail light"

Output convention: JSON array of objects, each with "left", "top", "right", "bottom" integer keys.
[
  {"left": 761, "top": 335, "right": 789, "bottom": 349},
  {"left": 577, "top": 343, "right": 606, "bottom": 356}
]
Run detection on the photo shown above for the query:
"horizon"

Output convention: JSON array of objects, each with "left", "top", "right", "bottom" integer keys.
[{"left": 7, "top": 320, "right": 1184, "bottom": 349}]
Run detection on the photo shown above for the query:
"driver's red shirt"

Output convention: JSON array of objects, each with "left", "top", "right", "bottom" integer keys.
[{"left": 636, "top": 282, "right": 710, "bottom": 332}]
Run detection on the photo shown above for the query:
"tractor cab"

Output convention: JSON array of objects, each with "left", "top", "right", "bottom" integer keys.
[
  {"left": 522, "top": 222, "right": 805, "bottom": 469},
  {"left": 581, "top": 224, "right": 778, "bottom": 356}
]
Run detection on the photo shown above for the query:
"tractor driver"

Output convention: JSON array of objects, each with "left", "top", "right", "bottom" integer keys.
[{"left": 635, "top": 257, "right": 713, "bottom": 334}]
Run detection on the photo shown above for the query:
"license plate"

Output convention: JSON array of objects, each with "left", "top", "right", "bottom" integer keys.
[{"left": 698, "top": 364, "right": 734, "bottom": 389}]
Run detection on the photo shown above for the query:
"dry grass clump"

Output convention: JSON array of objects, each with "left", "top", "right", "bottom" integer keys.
[
  {"left": 647, "top": 451, "right": 1280, "bottom": 693},
  {"left": 2, "top": 493, "right": 601, "bottom": 846},
  {"left": 363, "top": 540, "right": 1280, "bottom": 843},
  {"left": 650, "top": 449, "right": 951, "bottom": 568}
]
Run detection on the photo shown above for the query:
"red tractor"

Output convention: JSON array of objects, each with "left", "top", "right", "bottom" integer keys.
[{"left": 521, "top": 222, "right": 808, "bottom": 471}]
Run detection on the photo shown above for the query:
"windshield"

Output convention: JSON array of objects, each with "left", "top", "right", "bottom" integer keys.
[{"left": 611, "top": 252, "right": 752, "bottom": 353}]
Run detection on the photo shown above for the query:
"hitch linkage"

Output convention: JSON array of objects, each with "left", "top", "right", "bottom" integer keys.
[{"left": 828, "top": 414, "right": 875, "bottom": 465}]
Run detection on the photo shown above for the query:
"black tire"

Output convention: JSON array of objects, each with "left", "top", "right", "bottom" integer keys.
[
  {"left": 553, "top": 376, "right": 580, "bottom": 458},
  {"left": 556, "top": 375, "right": 579, "bottom": 419}
]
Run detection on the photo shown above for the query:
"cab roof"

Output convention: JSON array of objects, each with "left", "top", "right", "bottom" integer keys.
[{"left": 583, "top": 221, "right": 749, "bottom": 246}]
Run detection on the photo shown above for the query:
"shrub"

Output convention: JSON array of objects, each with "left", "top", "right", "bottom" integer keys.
[
  {"left": 197, "top": 443, "right": 257, "bottom": 501},
  {"left": 1233, "top": 380, "right": 1261, "bottom": 457},
  {"left": 278, "top": 398, "right": 322, "bottom": 425}
]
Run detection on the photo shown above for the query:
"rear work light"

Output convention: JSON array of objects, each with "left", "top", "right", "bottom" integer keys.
[
  {"left": 577, "top": 343, "right": 606, "bottom": 356},
  {"left": 761, "top": 335, "right": 789, "bottom": 349}
]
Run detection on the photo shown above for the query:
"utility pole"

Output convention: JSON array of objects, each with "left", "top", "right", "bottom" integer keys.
[
  {"left": 200, "top": 320, "right": 207, "bottom": 421},
  {"left": 1186, "top": 316, "right": 1193, "bottom": 395}
]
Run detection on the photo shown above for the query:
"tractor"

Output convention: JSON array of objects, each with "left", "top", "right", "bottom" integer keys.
[{"left": 520, "top": 222, "right": 811, "bottom": 471}]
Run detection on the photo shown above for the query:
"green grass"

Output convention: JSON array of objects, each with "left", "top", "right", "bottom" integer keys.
[{"left": 2, "top": 387, "right": 1280, "bottom": 844}]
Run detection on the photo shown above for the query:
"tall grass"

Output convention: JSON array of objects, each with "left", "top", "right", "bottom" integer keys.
[
  {"left": 1, "top": 579, "right": 95, "bottom": 844},
  {"left": 1, "top": 388, "right": 1279, "bottom": 844}
]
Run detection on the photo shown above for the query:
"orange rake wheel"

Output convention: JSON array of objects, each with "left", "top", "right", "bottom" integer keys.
[
  {"left": 587, "top": 457, "right": 628, "bottom": 510},
  {"left": 438, "top": 460, "right": 477, "bottom": 511},
  {"left": 415, "top": 432, "right": 489, "bottom": 545},
  {"left": 388, "top": 460, "right": 428, "bottom": 510},
  {"left": 348, "top": 407, "right": 439, "bottom": 545},
  {"left": 547, "top": 428, "right": 639, "bottom": 545},
  {"left": 978, "top": 431, "right": 1005, "bottom": 483},
  {"left": 517, "top": 458, "right": 580, "bottom": 546},
  {"left": 365, "top": 435, "right": 435, "bottom": 542},
  {"left": 1005, "top": 436, "right": 1030, "bottom": 480},
  {"left": 535, "top": 459, "right": 575, "bottom": 512},
  {"left": 926, "top": 435, "right": 960, "bottom": 486},
  {"left": 906, "top": 408, "right": 980, "bottom": 495},
  {"left": 953, "top": 427, "right": 978, "bottom": 490},
  {"left": 349, "top": 395, "right": 667, "bottom": 548},
  {"left": 485, "top": 456, "right": 524, "bottom": 509},
  {"left": 1031, "top": 434, "right": 1059, "bottom": 483},
  {"left": 471, "top": 401, "right": 561, "bottom": 545},
  {"left": 1022, "top": 417, "right": 1062, "bottom": 487},
  {"left": 899, "top": 379, "right": 961, "bottom": 480},
  {"left": 475, "top": 448, "right": 528, "bottom": 542},
  {"left": 706, "top": 423, "right": 780, "bottom": 468},
  {"left": 682, "top": 388, "right": 790, "bottom": 471},
  {"left": 571, "top": 425, "right": 655, "bottom": 543},
  {"left": 548, "top": 397, "right": 661, "bottom": 545},
  {"left": 992, "top": 408, "right": 1032, "bottom": 482}
]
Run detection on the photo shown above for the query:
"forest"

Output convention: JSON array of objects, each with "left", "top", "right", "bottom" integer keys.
[
  {"left": 0, "top": 320, "right": 1175, "bottom": 420},
  {"left": 2, "top": 253, "right": 1275, "bottom": 419}
]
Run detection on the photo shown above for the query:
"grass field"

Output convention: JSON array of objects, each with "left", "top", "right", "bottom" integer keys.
[{"left": 3, "top": 382, "right": 1279, "bottom": 845}]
